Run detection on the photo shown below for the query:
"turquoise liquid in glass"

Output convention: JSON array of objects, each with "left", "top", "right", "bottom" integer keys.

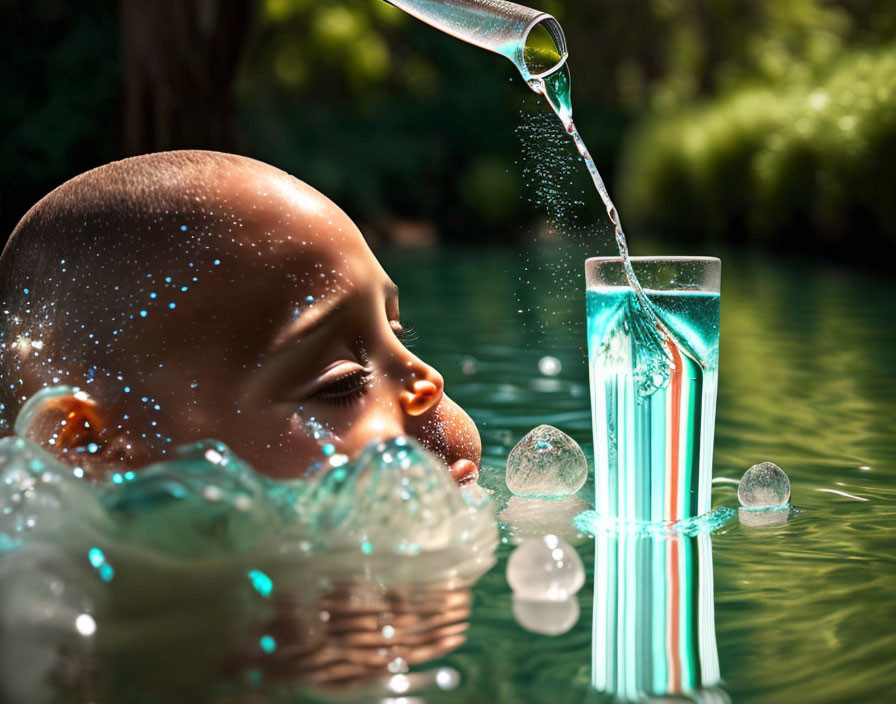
[{"left": 587, "top": 287, "right": 721, "bottom": 523}]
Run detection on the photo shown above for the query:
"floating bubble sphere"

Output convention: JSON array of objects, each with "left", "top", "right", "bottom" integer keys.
[
  {"left": 512, "top": 595, "right": 580, "bottom": 635},
  {"left": 738, "top": 462, "right": 791, "bottom": 508},
  {"left": 506, "top": 424, "right": 587, "bottom": 498},
  {"left": 506, "top": 534, "right": 584, "bottom": 600},
  {"left": 537, "top": 355, "right": 562, "bottom": 376},
  {"left": 307, "top": 436, "right": 474, "bottom": 550}
]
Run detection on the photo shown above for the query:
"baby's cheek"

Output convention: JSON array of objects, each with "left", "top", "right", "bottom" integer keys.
[{"left": 214, "top": 409, "right": 334, "bottom": 480}]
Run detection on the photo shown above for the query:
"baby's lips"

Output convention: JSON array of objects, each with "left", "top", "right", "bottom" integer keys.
[{"left": 449, "top": 458, "right": 479, "bottom": 485}]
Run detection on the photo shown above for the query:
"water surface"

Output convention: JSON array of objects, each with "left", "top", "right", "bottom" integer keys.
[{"left": 380, "top": 244, "right": 896, "bottom": 703}]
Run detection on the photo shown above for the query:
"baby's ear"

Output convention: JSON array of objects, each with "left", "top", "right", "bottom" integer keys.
[{"left": 15, "top": 387, "right": 148, "bottom": 477}]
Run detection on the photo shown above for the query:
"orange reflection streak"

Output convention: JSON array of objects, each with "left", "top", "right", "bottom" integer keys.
[{"left": 668, "top": 340, "right": 683, "bottom": 521}]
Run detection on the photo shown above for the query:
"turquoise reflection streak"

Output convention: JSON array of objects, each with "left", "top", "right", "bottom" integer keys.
[{"left": 592, "top": 529, "right": 725, "bottom": 701}]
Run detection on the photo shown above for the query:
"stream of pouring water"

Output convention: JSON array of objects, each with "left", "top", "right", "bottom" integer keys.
[{"left": 528, "top": 62, "right": 702, "bottom": 370}]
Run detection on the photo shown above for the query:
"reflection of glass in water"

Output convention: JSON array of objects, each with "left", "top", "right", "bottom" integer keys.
[{"left": 592, "top": 529, "right": 725, "bottom": 701}]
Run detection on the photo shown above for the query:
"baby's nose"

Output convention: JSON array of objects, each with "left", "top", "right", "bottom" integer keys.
[{"left": 400, "top": 378, "right": 443, "bottom": 417}]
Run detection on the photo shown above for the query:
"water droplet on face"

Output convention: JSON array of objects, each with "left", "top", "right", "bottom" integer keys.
[
  {"left": 258, "top": 634, "right": 276, "bottom": 653},
  {"left": 328, "top": 453, "right": 349, "bottom": 467}
]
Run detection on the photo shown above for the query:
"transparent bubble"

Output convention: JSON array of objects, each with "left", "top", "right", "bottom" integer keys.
[
  {"left": 0, "top": 435, "right": 102, "bottom": 543},
  {"left": 506, "top": 424, "right": 587, "bottom": 498},
  {"left": 304, "top": 436, "right": 482, "bottom": 553},
  {"left": 506, "top": 534, "right": 584, "bottom": 600},
  {"left": 738, "top": 462, "right": 791, "bottom": 508}
]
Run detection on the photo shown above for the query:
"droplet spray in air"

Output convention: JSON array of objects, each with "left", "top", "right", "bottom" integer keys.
[{"left": 386, "top": 0, "right": 701, "bottom": 380}]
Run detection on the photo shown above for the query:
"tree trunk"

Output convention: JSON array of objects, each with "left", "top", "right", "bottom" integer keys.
[{"left": 120, "top": 0, "right": 256, "bottom": 155}]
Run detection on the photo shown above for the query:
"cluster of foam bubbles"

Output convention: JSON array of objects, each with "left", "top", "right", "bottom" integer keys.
[{"left": 0, "top": 425, "right": 496, "bottom": 701}]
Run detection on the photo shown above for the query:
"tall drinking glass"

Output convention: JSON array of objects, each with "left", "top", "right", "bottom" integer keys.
[{"left": 585, "top": 257, "right": 721, "bottom": 523}]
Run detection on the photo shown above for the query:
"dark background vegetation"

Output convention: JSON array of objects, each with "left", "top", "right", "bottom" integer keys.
[{"left": 2, "top": 0, "right": 895, "bottom": 257}]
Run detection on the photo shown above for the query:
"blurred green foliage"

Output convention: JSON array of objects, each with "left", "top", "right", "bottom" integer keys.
[
  {"left": 0, "top": 0, "right": 119, "bottom": 234},
  {"left": 619, "top": 43, "right": 896, "bottom": 250},
  {"left": 612, "top": 0, "right": 896, "bottom": 253},
  {"left": 2, "top": 0, "right": 895, "bottom": 252},
  {"left": 238, "top": 0, "right": 896, "bottom": 250},
  {"left": 238, "top": 0, "right": 533, "bottom": 241}
]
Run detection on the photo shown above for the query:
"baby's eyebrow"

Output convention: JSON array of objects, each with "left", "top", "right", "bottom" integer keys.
[
  {"left": 268, "top": 295, "right": 348, "bottom": 355},
  {"left": 386, "top": 282, "right": 399, "bottom": 299}
]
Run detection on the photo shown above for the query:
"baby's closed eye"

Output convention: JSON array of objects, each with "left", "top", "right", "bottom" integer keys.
[
  {"left": 390, "top": 319, "right": 418, "bottom": 348},
  {"left": 307, "top": 365, "right": 372, "bottom": 406}
]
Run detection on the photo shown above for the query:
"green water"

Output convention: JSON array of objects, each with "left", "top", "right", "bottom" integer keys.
[
  {"left": 5, "top": 246, "right": 891, "bottom": 702},
  {"left": 587, "top": 288, "right": 721, "bottom": 523},
  {"left": 379, "top": 245, "right": 896, "bottom": 703}
]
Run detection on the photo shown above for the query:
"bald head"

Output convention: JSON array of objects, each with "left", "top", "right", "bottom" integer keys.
[
  {"left": 0, "top": 150, "right": 482, "bottom": 485},
  {"left": 0, "top": 150, "right": 368, "bottom": 441}
]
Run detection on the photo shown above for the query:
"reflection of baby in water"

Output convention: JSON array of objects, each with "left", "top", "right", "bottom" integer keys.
[{"left": 0, "top": 150, "right": 480, "bottom": 485}]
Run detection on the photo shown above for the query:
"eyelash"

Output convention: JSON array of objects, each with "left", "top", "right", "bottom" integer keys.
[
  {"left": 394, "top": 320, "right": 418, "bottom": 348},
  {"left": 309, "top": 368, "right": 372, "bottom": 406},
  {"left": 305, "top": 319, "right": 416, "bottom": 406}
]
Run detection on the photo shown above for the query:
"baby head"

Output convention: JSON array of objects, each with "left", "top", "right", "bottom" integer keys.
[{"left": 0, "top": 151, "right": 480, "bottom": 483}]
